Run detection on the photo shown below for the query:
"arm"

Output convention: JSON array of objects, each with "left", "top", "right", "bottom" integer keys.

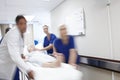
[
  {"left": 40, "top": 44, "right": 53, "bottom": 51},
  {"left": 53, "top": 45, "right": 64, "bottom": 57},
  {"left": 69, "top": 49, "right": 77, "bottom": 65},
  {"left": 42, "top": 61, "right": 60, "bottom": 68},
  {"left": 53, "top": 41, "right": 65, "bottom": 62},
  {"left": 68, "top": 36, "right": 77, "bottom": 66},
  {"left": 28, "top": 44, "right": 53, "bottom": 52},
  {"left": 40, "top": 34, "right": 56, "bottom": 51},
  {"left": 42, "top": 55, "right": 61, "bottom": 68},
  {"left": 53, "top": 45, "right": 57, "bottom": 53}
]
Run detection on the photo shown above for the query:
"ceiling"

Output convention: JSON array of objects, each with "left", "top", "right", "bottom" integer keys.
[{"left": 0, "top": 0, "right": 65, "bottom": 23}]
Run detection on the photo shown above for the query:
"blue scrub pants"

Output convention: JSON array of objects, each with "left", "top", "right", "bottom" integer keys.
[{"left": 13, "top": 68, "right": 20, "bottom": 80}]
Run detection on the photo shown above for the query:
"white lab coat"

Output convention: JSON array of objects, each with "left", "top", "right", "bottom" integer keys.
[{"left": 0, "top": 27, "right": 31, "bottom": 80}]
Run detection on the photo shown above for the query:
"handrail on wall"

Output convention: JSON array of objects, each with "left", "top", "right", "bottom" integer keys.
[{"left": 79, "top": 55, "right": 120, "bottom": 73}]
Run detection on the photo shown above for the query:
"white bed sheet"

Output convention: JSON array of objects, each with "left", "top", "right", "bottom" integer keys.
[
  {"left": 27, "top": 62, "right": 82, "bottom": 80},
  {"left": 24, "top": 50, "right": 82, "bottom": 80}
]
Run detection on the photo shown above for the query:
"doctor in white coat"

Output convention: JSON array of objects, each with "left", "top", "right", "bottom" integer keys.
[{"left": 0, "top": 15, "right": 34, "bottom": 80}]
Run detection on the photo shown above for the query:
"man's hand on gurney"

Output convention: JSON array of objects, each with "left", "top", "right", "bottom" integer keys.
[
  {"left": 21, "top": 54, "right": 26, "bottom": 59},
  {"left": 28, "top": 70, "right": 34, "bottom": 79}
]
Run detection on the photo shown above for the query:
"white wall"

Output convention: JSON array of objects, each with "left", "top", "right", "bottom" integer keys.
[
  {"left": 110, "top": 0, "right": 120, "bottom": 60},
  {"left": 24, "top": 24, "right": 34, "bottom": 47},
  {"left": 33, "top": 12, "right": 51, "bottom": 44},
  {"left": 51, "top": 0, "right": 120, "bottom": 80},
  {"left": 109, "top": 0, "right": 120, "bottom": 79},
  {"left": 51, "top": 0, "right": 111, "bottom": 59},
  {"left": 33, "top": 22, "right": 46, "bottom": 44}
]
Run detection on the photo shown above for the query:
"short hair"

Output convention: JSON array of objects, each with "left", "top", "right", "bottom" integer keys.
[
  {"left": 43, "top": 25, "right": 48, "bottom": 28},
  {"left": 15, "top": 15, "right": 26, "bottom": 24},
  {"left": 59, "top": 24, "right": 67, "bottom": 30},
  {"left": 5, "top": 27, "right": 11, "bottom": 33}
]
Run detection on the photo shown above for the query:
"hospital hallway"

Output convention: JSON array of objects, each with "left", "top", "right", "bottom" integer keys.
[{"left": 0, "top": 0, "right": 120, "bottom": 80}]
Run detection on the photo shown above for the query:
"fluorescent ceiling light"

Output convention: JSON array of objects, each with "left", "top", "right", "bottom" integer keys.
[{"left": 24, "top": 15, "right": 35, "bottom": 21}]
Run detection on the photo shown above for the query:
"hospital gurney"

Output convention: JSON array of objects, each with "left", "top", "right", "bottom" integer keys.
[{"left": 20, "top": 50, "right": 82, "bottom": 80}]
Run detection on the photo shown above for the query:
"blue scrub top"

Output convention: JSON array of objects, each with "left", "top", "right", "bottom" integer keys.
[
  {"left": 54, "top": 35, "right": 80, "bottom": 64},
  {"left": 44, "top": 33, "right": 57, "bottom": 54}
]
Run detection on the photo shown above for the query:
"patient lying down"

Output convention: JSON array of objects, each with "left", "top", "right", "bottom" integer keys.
[{"left": 25, "top": 50, "right": 63, "bottom": 68}]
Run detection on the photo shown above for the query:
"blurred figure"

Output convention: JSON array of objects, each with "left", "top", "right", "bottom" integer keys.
[
  {"left": 5, "top": 27, "right": 11, "bottom": 33},
  {"left": 0, "top": 37, "right": 2, "bottom": 44},
  {"left": 0, "top": 15, "right": 34, "bottom": 80},
  {"left": 37, "top": 25, "right": 57, "bottom": 54},
  {"left": 53, "top": 25, "right": 79, "bottom": 67},
  {"left": 0, "top": 27, "right": 11, "bottom": 44}
]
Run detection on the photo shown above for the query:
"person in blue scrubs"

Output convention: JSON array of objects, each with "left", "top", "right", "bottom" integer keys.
[
  {"left": 54, "top": 25, "right": 79, "bottom": 67},
  {"left": 39, "top": 25, "right": 57, "bottom": 54}
]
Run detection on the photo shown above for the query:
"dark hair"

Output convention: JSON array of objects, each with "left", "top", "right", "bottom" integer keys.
[
  {"left": 15, "top": 15, "right": 26, "bottom": 24},
  {"left": 5, "top": 27, "right": 11, "bottom": 33}
]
